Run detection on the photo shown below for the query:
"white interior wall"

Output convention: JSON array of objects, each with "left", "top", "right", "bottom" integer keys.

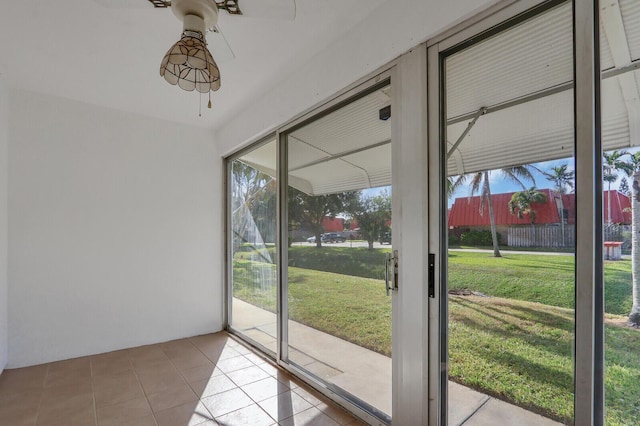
[
  {"left": 216, "top": 0, "right": 495, "bottom": 154},
  {"left": 0, "top": 76, "right": 8, "bottom": 374},
  {"left": 7, "top": 90, "right": 223, "bottom": 368}
]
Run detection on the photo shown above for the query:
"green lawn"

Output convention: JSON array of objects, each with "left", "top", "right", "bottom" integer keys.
[
  {"left": 448, "top": 251, "right": 633, "bottom": 315},
  {"left": 240, "top": 246, "right": 633, "bottom": 315},
  {"left": 450, "top": 296, "right": 640, "bottom": 425},
  {"left": 232, "top": 247, "right": 640, "bottom": 425},
  {"left": 232, "top": 259, "right": 391, "bottom": 355}
]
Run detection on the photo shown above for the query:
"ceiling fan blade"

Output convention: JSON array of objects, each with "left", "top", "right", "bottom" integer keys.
[
  {"left": 238, "top": 0, "right": 296, "bottom": 20},
  {"left": 92, "top": 0, "right": 163, "bottom": 8},
  {"left": 207, "top": 26, "right": 236, "bottom": 63}
]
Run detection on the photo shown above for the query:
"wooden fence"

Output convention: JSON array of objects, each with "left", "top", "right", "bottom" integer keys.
[{"left": 508, "top": 225, "right": 575, "bottom": 248}]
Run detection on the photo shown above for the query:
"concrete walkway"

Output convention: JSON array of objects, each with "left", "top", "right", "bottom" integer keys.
[{"left": 232, "top": 299, "right": 561, "bottom": 425}]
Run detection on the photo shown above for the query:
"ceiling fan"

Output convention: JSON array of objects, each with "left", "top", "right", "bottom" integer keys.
[{"left": 93, "top": 0, "right": 296, "bottom": 108}]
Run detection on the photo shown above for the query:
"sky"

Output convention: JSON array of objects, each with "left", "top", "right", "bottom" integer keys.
[{"left": 362, "top": 146, "right": 640, "bottom": 208}]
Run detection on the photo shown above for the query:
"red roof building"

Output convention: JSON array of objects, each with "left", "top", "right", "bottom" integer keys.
[
  {"left": 448, "top": 189, "right": 630, "bottom": 228},
  {"left": 322, "top": 217, "right": 344, "bottom": 232}
]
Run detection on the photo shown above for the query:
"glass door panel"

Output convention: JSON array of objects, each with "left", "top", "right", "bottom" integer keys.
[
  {"left": 441, "top": 3, "right": 575, "bottom": 424},
  {"left": 228, "top": 139, "right": 278, "bottom": 354},
  {"left": 285, "top": 83, "right": 393, "bottom": 420}
]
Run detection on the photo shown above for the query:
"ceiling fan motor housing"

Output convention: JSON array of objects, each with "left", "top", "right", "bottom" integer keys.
[{"left": 171, "top": 0, "right": 219, "bottom": 33}]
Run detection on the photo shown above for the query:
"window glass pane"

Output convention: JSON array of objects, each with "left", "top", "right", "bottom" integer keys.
[
  {"left": 229, "top": 139, "right": 278, "bottom": 353},
  {"left": 286, "top": 84, "right": 392, "bottom": 418},
  {"left": 443, "top": 3, "right": 575, "bottom": 424}
]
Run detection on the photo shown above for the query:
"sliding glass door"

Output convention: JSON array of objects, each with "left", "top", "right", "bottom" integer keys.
[
  {"left": 282, "top": 81, "right": 393, "bottom": 422},
  {"left": 428, "top": 0, "right": 624, "bottom": 424},
  {"left": 227, "top": 1, "right": 621, "bottom": 424},
  {"left": 227, "top": 79, "right": 394, "bottom": 424}
]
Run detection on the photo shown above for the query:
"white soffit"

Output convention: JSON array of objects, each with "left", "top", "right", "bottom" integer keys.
[
  {"left": 239, "top": 139, "right": 277, "bottom": 177},
  {"left": 287, "top": 86, "right": 391, "bottom": 195},
  {"left": 446, "top": 75, "right": 631, "bottom": 176},
  {"left": 238, "top": 85, "right": 391, "bottom": 196}
]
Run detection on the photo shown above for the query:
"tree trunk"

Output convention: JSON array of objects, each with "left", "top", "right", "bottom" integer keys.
[
  {"left": 484, "top": 172, "right": 501, "bottom": 257},
  {"left": 368, "top": 239, "right": 374, "bottom": 250},
  {"left": 608, "top": 181, "right": 612, "bottom": 224},
  {"left": 315, "top": 231, "right": 322, "bottom": 248},
  {"left": 630, "top": 172, "right": 640, "bottom": 325},
  {"left": 558, "top": 194, "right": 566, "bottom": 247}
]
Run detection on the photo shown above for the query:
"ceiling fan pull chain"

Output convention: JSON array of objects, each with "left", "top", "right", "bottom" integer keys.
[
  {"left": 199, "top": 91, "right": 202, "bottom": 117},
  {"left": 208, "top": 91, "right": 212, "bottom": 109}
]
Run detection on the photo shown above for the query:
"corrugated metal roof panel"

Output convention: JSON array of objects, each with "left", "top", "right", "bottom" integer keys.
[
  {"left": 446, "top": 90, "right": 575, "bottom": 176},
  {"left": 601, "top": 20, "right": 615, "bottom": 70},
  {"left": 446, "top": 67, "right": 633, "bottom": 177},
  {"left": 620, "top": 0, "right": 640, "bottom": 61},
  {"left": 290, "top": 89, "right": 390, "bottom": 155},
  {"left": 446, "top": 3, "right": 573, "bottom": 120}
]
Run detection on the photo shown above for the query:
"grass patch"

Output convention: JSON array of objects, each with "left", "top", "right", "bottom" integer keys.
[
  {"left": 447, "top": 251, "right": 633, "bottom": 315},
  {"left": 236, "top": 246, "right": 391, "bottom": 280},
  {"left": 450, "top": 296, "right": 640, "bottom": 425},
  {"left": 288, "top": 267, "right": 391, "bottom": 356},
  {"left": 449, "top": 296, "right": 574, "bottom": 422},
  {"left": 232, "top": 259, "right": 391, "bottom": 355},
  {"left": 287, "top": 246, "right": 391, "bottom": 280}
]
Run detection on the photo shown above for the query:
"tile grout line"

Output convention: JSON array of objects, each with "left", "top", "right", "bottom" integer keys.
[
  {"left": 226, "top": 333, "right": 354, "bottom": 424},
  {"left": 32, "top": 364, "right": 49, "bottom": 426},
  {"left": 89, "top": 359, "right": 97, "bottom": 426},
  {"left": 131, "top": 349, "right": 173, "bottom": 426},
  {"left": 189, "top": 334, "right": 280, "bottom": 424}
]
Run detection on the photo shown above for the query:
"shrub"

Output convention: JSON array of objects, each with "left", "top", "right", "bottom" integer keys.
[{"left": 460, "top": 229, "right": 501, "bottom": 246}]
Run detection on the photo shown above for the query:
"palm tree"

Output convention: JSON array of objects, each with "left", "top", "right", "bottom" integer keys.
[
  {"left": 603, "top": 151, "right": 632, "bottom": 224},
  {"left": 544, "top": 164, "right": 574, "bottom": 195},
  {"left": 508, "top": 187, "right": 547, "bottom": 224},
  {"left": 623, "top": 152, "right": 640, "bottom": 325},
  {"left": 464, "top": 166, "right": 536, "bottom": 257},
  {"left": 447, "top": 175, "right": 466, "bottom": 198},
  {"left": 542, "top": 163, "right": 574, "bottom": 246}
]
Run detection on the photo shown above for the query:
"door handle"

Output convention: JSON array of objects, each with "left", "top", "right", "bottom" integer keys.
[{"left": 385, "top": 250, "right": 399, "bottom": 296}]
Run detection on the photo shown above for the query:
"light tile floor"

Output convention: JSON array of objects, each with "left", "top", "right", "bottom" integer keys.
[{"left": 0, "top": 332, "right": 365, "bottom": 426}]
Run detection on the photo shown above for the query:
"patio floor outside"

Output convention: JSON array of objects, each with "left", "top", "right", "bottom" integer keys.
[{"left": 233, "top": 298, "right": 562, "bottom": 425}]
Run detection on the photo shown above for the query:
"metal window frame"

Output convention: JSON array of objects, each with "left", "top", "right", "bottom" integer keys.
[{"left": 574, "top": 0, "right": 604, "bottom": 424}]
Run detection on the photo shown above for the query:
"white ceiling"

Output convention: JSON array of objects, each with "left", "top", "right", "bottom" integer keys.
[{"left": 0, "top": 0, "right": 385, "bottom": 129}]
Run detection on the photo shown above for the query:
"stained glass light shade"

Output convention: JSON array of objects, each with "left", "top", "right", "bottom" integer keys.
[{"left": 160, "top": 30, "right": 221, "bottom": 93}]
